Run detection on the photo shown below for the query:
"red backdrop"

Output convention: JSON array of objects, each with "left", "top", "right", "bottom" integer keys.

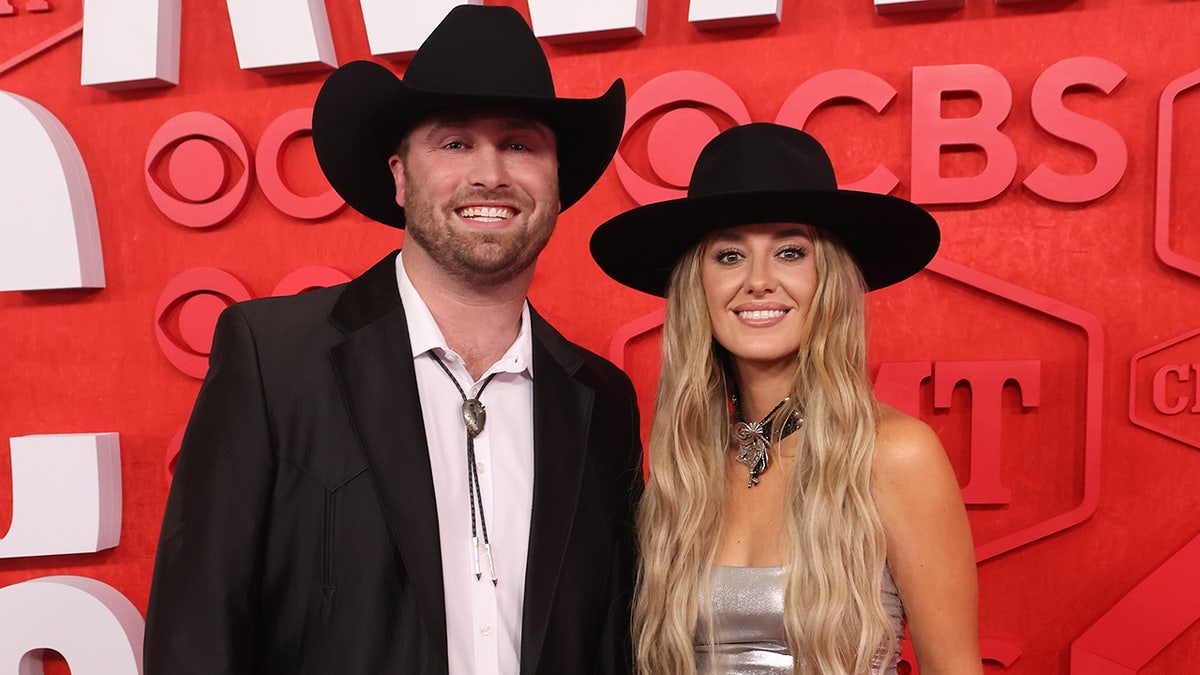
[{"left": 2, "top": 1, "right": 1199, "bottom": 672}]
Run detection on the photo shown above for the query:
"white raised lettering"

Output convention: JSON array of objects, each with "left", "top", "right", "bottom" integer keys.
[
  {"left": 0, "top": 434, "right": 121, "bottom": 558},
  {"left": 0, "top": 576, "right": 142, "bottom": 675},
  {"left": 689, "top": 0, "right": 781, "bottom": 29},
  {"left": 81, "top": 0, "right": 179, "bottom": 89},
  {"left": 360, "top": 0, "right": 479, "bottom": 58},
  {"left": 0, "top": 92, "right": 104, "bottom": 291},
  {"left": 226, "top": 0, "right": 336, "bottom": 72},
  {"left": 528, "top": 0, "right": 646, "bottom": 42}
]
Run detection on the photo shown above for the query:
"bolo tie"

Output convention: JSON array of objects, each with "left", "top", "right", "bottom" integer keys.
[{"left": 429, "top": 351, "right": 499, "bottom": 585}]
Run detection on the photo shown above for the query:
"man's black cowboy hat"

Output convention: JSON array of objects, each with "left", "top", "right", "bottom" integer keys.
[
  {"left": 590, "top": 123, "right": 940, "bottom": 297},
  {"left": 312, "top": 4, "right": 625, "bottom": 229}
]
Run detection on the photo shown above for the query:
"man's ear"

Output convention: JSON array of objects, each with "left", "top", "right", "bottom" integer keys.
[{"left": 388, "top": 155, "right": 407, "bottom": 208}]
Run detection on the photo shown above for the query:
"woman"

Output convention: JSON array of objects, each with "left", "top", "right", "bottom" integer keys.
[{"left": 590, "top": 123, "right": 981, "bottom": 675}]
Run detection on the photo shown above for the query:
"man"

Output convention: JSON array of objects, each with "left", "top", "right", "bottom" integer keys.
[{"left": 143, "top": 6, "right": 642, "bottom": 674}]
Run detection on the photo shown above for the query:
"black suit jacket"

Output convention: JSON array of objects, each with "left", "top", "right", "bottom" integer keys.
[{"left": 144, "top": 252, "right": 643, "bottom": 674}]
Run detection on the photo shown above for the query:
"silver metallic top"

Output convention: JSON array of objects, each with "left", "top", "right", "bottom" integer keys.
[{"left": 695, "top": 565, "right": 904, "bottom": 674}]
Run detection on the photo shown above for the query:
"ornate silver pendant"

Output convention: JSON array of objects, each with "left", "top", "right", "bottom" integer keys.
[
  {"left": 732, "top": 421, "right": 770, "bottom": 487},
  {"left": 462, "top": 398, "right": 486, "bottom": 438}
]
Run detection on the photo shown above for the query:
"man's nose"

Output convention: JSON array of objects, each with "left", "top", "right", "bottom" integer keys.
[{"left": 469, "top": 144, "right": 511, "bottom": 190}]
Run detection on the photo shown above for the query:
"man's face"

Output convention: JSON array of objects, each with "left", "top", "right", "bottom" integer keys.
[{"left": 388, "top": 114, "right": 560, "bottom": 287}]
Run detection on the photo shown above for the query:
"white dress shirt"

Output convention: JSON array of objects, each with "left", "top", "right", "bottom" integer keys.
[{"left": 396, "top": 253, "right": 534, "bottom": 675}]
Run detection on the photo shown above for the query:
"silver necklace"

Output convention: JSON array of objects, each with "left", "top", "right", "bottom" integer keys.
[{"left": 730, "top": 393, "right": 803, "bottom": 488}]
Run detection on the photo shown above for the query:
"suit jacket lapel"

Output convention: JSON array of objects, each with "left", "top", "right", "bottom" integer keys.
[
  {"left": 520, "top": 311, "right": 593, "bottom": 675},
  {"left": 327, "top": 251, "right": 449, "bottom": 662}
]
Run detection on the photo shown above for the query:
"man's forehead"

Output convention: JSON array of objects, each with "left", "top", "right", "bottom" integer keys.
[{"left": 411, "top": 113, "right": 554, "bottom": 139}]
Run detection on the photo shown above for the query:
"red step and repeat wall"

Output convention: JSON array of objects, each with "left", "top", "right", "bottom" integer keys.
[{"left": 2, "top": 0, "right": 1199, "bottom": 672}]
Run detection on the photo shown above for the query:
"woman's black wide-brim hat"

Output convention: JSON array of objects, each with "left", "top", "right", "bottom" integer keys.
[
  {"left": 590, "top": 123, "right": 940, "bottom": 297},
  {"left": 311, "top": 5, "right": 625, "bottom": 229}
]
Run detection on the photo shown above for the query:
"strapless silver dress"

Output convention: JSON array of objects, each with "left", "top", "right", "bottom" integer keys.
[{"left": 694, "top": 566, "right": 904, "bottom": 674}]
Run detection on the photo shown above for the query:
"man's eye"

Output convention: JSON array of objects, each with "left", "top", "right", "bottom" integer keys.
[
  {"left": 443, "top": 140, "right": 465, "bottom": 150},
  {"left": 509, "top": 142, "right": 528, "bottom": 151}
]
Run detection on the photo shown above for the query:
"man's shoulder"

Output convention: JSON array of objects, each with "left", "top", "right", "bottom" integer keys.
[
  {"left": 227, "top": 283, "right": 346, "bottom": 326},
  {"left": 223, "top": 250, "right": 401, "bottom": 333},
  {"left": 531, "top": 313, "right": 632, "bottom": 393}
]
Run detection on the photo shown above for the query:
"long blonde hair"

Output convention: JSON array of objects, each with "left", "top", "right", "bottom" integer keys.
[{"left": 633, "top": 228, "right": 896, "bottom": 674}]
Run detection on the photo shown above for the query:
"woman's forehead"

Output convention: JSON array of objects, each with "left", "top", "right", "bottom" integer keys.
[{"left": 705, "top": 222, "right": 816, "bottom": 243}]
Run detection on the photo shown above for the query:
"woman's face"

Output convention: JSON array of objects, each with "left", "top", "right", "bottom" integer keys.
[{"left": 700, "top": 222, "right": 819, "bottom": 373}]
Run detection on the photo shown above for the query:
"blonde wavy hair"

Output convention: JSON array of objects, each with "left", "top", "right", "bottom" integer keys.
[{"left": 633, "top": 227, "right": 897, "bottom": 674}]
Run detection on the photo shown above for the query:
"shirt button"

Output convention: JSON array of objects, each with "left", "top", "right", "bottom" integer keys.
[
  {"left": 476, "top": 462, "right": 486, "bottom": 475},
  {"left": 480, "top": 624, "right": 493, "bottom": 636}
]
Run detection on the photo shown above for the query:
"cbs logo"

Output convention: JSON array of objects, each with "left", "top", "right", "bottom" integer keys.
[{"left": 145, "top": 108, "right": 344, "bottom": 228}]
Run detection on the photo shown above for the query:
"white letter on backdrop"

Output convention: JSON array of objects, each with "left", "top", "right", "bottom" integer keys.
[
  {"left": 0, "top": 434, "right": 121, "bottom": 558},
  {"left": 874, "top": 0, "right": 965, "bottom": 14},
  {"left": 360, "top": 0, "right": 481, "bottom": 58},
  {"left": 81, "top": 0, "right": 179, "bottom": 89},
  {"left": 225, "top": 0, "right": 336, "bottom": 72},
  {"left": 527, "top": 0, "right": 646, "bottom": 42},
  {"left": 689, "top": 0, "right": 781, "bottom": 29},
  {"left": 0, "top": 576, "right": 143, "bottom": 675},
  {"left": 0, "top": 93, "right": 104, "bottom": 292}
]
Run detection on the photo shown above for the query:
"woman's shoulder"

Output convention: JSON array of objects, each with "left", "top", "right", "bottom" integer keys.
[{"left": 872, "top": 403, "right": 953, "bottom": 484}]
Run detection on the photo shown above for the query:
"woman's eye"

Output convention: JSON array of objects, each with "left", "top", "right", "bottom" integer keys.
[
  {"left": 778, "top": 246, "right": 807, "bottom": 261},
  {"left": 714, "top": 249, "right": 742, "bottom": 264}
]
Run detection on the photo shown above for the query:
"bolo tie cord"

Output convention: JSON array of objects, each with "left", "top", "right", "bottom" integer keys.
[{"left": 429, "top": 352, "right": 499, "bottom": 585}]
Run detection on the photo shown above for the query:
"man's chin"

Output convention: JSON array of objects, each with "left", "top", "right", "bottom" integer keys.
[{"left": 450, "top": 250, "right": 535, "bottom": 286}]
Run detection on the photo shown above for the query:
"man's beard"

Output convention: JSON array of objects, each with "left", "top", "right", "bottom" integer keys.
[{"left": 403, "top": 183, "right": 558, "bottom": 287}]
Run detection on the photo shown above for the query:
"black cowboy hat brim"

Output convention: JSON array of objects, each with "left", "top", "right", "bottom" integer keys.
[
  {"left": 312, "top": 60, "right": 625, "bottom": 229},
  {"left": 590, "top": 188, "right": 940, "bottom": 297}
]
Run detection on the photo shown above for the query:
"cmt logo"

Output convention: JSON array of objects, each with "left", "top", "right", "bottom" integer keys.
[{"left": 1130, "top": 327, "right": 1200, "bottom": 449}]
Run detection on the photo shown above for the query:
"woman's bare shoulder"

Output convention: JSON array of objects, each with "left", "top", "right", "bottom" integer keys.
[{"left": 873, "top": 403, "right": 949, "bottom": 480}]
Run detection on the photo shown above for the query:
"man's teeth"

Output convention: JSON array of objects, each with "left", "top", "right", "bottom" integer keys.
[
  {"left": 458, "top": 206, "right": 514, "bottom": 221},
  {"left": 738, "top": 309, "right": 786, "bottom": 320}
]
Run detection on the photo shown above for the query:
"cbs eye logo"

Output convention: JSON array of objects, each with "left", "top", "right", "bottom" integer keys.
[
  {"left": 616, "top": 71, "right": 751, "bottom": 206},
  {"left": 614, "top": 69, "right": 901, "bottom": 205},
  {"left": 154, "top": 265, "right": 350, "bottom": 380},
  {"left": 145, "top": 109, "right": 344, "bottom": 228}
]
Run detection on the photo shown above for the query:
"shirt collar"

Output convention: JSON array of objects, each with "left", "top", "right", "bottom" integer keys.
[{"left": 396, "top": 251, "right": 533, "bottom": 378}]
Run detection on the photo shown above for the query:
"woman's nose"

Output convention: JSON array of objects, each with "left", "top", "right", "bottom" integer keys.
[{"left": 743, "top": 256, "right": 777, "bottom": 295}]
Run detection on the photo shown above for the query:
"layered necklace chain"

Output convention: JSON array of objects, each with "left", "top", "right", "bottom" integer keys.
[
  {"left": 429, "top": 352, "right": 499, "bottom": 585},
  {"left": 730, "top": 393, "right": 803, "bottom": 488}
]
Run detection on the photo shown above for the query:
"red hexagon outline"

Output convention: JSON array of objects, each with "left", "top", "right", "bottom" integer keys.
[
  {"left": 608, "top": 257, "right": 1104, "bottom": 563},
  {"left": 1154, "top": 67, "right": 1200, "bottom": 279},
  {"left": 1128, "top": 326, "right": 1200, "bottom": 450}
]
